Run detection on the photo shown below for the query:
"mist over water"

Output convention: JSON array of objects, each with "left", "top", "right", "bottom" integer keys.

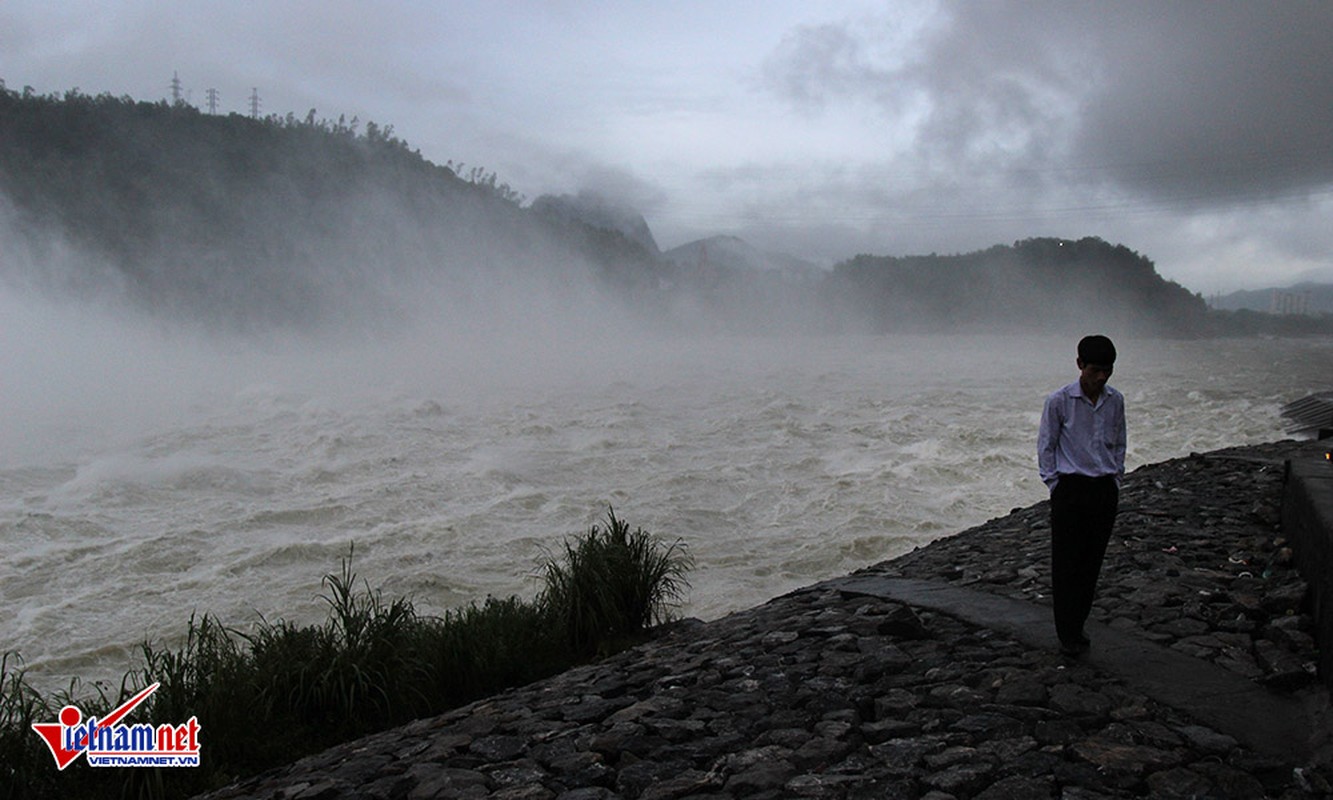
[
  {"left": 6, "top": 83, "right": 1332, "bottom": 705},
  {"left": 4, "top": 260, "right": 1331, "bottom": 693}
]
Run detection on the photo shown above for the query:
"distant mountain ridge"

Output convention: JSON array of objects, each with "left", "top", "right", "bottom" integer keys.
[
  {"left": 530, "top": 192, "right": 660, "bottom": 254},
  {"left": 3, "top": 84, "right": 1328, "bottom": 336},
  {"left": 827, "top": 237, "right": 1208, "bottom": 335},
  {"left": 1211, "top": 283, "right": 1333, "bottom": 314},
  {"left": 664, "top": 235, "right": 820, "bottom": 276}
]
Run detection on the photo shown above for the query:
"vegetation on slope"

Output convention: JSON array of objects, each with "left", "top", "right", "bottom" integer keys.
[
  {"left": 0, "top": 85, "right": 663, "bottom": 329},
  {"left": 827, "top": 237, "right": 1209, "bottom": 335},
  {"left": 0, "top": 511, "right": 691, "bottom": 800}
]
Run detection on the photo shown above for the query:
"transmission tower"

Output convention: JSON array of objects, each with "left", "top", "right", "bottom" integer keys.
[
  {"left": 205, "top": 88, "right": 220, "bottom": 114},
  {"left": 249, "top": 87, "right": 261, "bottom": 119},
  {"left": 170, "top": 71, "right": 183, "bottom": 104}
]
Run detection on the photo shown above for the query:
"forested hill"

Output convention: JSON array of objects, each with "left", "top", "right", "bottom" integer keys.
[
  {"left": 0, "top": 86, "right": 1261, "bottom": 336},
  {"left": 0, "top": 87, "right": 663, "bottom": 329},
  {"left": 828, "top": 239, "right": 1208, "bottom": 335}
]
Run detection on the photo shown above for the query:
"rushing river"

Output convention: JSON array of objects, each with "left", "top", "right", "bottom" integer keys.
[{"left": 2, "top": 313, "right": 1331, "bottom": 692}]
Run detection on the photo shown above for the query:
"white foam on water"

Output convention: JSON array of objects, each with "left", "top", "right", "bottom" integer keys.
[{"left": 2, "top": 326, "right": 1330, "bottom": 692}]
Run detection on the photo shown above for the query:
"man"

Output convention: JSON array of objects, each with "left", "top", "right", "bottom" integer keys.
[{"left": 1037, "top": 335, "right": 1126, "bottom": 657}]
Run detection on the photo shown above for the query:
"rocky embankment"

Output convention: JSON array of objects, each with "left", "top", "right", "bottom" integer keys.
[
  {"left": 871, "top": 441, "right": 1321, "bottom": 690},
  {"left": 198, "top": 441, "right": 1333, "bottom": 799}
]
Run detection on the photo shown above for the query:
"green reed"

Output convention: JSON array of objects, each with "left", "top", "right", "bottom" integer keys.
[{"left": 0, "top": 510, "right": 690, "bottom": 799}]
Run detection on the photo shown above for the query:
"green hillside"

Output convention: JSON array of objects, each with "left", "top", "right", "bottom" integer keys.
[
  {"left": 827, "top": 238, "right": 1209, "bottom": 335},
  {"left": 0, "top": 86, "right": 663, "bottom": 329}
]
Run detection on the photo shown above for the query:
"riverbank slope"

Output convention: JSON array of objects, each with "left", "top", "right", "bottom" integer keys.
[{"left": 197, "top": 440, "right": 1333, "bottom": 799}]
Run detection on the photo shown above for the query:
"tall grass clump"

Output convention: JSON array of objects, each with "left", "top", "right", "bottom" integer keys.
[
  {"left": 1, "top": 653, "right": 58, "bottom": 800},
  {"left": 541, "top": 507, "right": 692, "bottom": 654},
  {"left": 0, "top": 510, "right": 689, "bottom": 799},
  {"left": 245, "top": 548, "right": 432, "bottom": 737}
]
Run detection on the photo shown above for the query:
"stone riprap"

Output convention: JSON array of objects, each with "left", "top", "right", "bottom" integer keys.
[
  {"left": 867, "top": 441, "right": 1323, "bottom": 690},
  {"left": 196, "top": 442, "right": 1333, "bottom": 799}
]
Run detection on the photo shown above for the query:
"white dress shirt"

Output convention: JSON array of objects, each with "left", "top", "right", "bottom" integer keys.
[{"left": 1037, "top": 379, "right": 1127, "bottom": 490}]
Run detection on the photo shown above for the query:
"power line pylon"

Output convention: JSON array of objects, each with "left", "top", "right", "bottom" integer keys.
[
  {"left": 170, "top": 71, "right": 183, "bottom": 104},
  {"left": 205, "top": 88, "right": 220, "bottom": 115},
  {"left": 249, "top": 88, "right": 261, "bottom": 119}
]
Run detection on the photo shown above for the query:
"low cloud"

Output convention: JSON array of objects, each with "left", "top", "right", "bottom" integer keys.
[{"left": 762, "top": 2, "right": 1333, "bottom": 216}]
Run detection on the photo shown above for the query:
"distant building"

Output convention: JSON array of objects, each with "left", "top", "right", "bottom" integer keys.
[{"left": 1270, "top": 289, "right": 1312, "bottom": 316}]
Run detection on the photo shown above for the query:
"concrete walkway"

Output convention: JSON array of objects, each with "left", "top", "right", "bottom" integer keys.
[{"left": 820, "top": 574, "right": 1328, "bottom": 763}]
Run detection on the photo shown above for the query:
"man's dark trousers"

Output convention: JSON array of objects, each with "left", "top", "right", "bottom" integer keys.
[{"left": 1050, "top": 473, "right": 1119, "bottom": 645}]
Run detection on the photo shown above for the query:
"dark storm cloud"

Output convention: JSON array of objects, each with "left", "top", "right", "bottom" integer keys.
[
  {"left": 1071, "top": 2, "right": 1333, "bottom": 205},
  {"left": 763, "top": 1, "right": 1333, "bottom": 213}
]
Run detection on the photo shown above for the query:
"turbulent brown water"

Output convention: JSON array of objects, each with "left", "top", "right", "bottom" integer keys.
[{"left": 2, "top": 321, "right": 1329, "bottom": 692}]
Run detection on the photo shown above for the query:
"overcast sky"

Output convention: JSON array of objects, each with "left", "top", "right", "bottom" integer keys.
[{"left": 3, "top": 1, "right": 1331, "bottom": 294}]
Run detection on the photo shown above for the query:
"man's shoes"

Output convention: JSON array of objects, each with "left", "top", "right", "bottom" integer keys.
[{"left": 1059, "top": 631, "right": 1091, "bottom": 658}]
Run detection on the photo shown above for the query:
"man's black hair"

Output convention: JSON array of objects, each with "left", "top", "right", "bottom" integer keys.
[{"left": 1078, "top": 335, "right": 1116, "bottom": 365}]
